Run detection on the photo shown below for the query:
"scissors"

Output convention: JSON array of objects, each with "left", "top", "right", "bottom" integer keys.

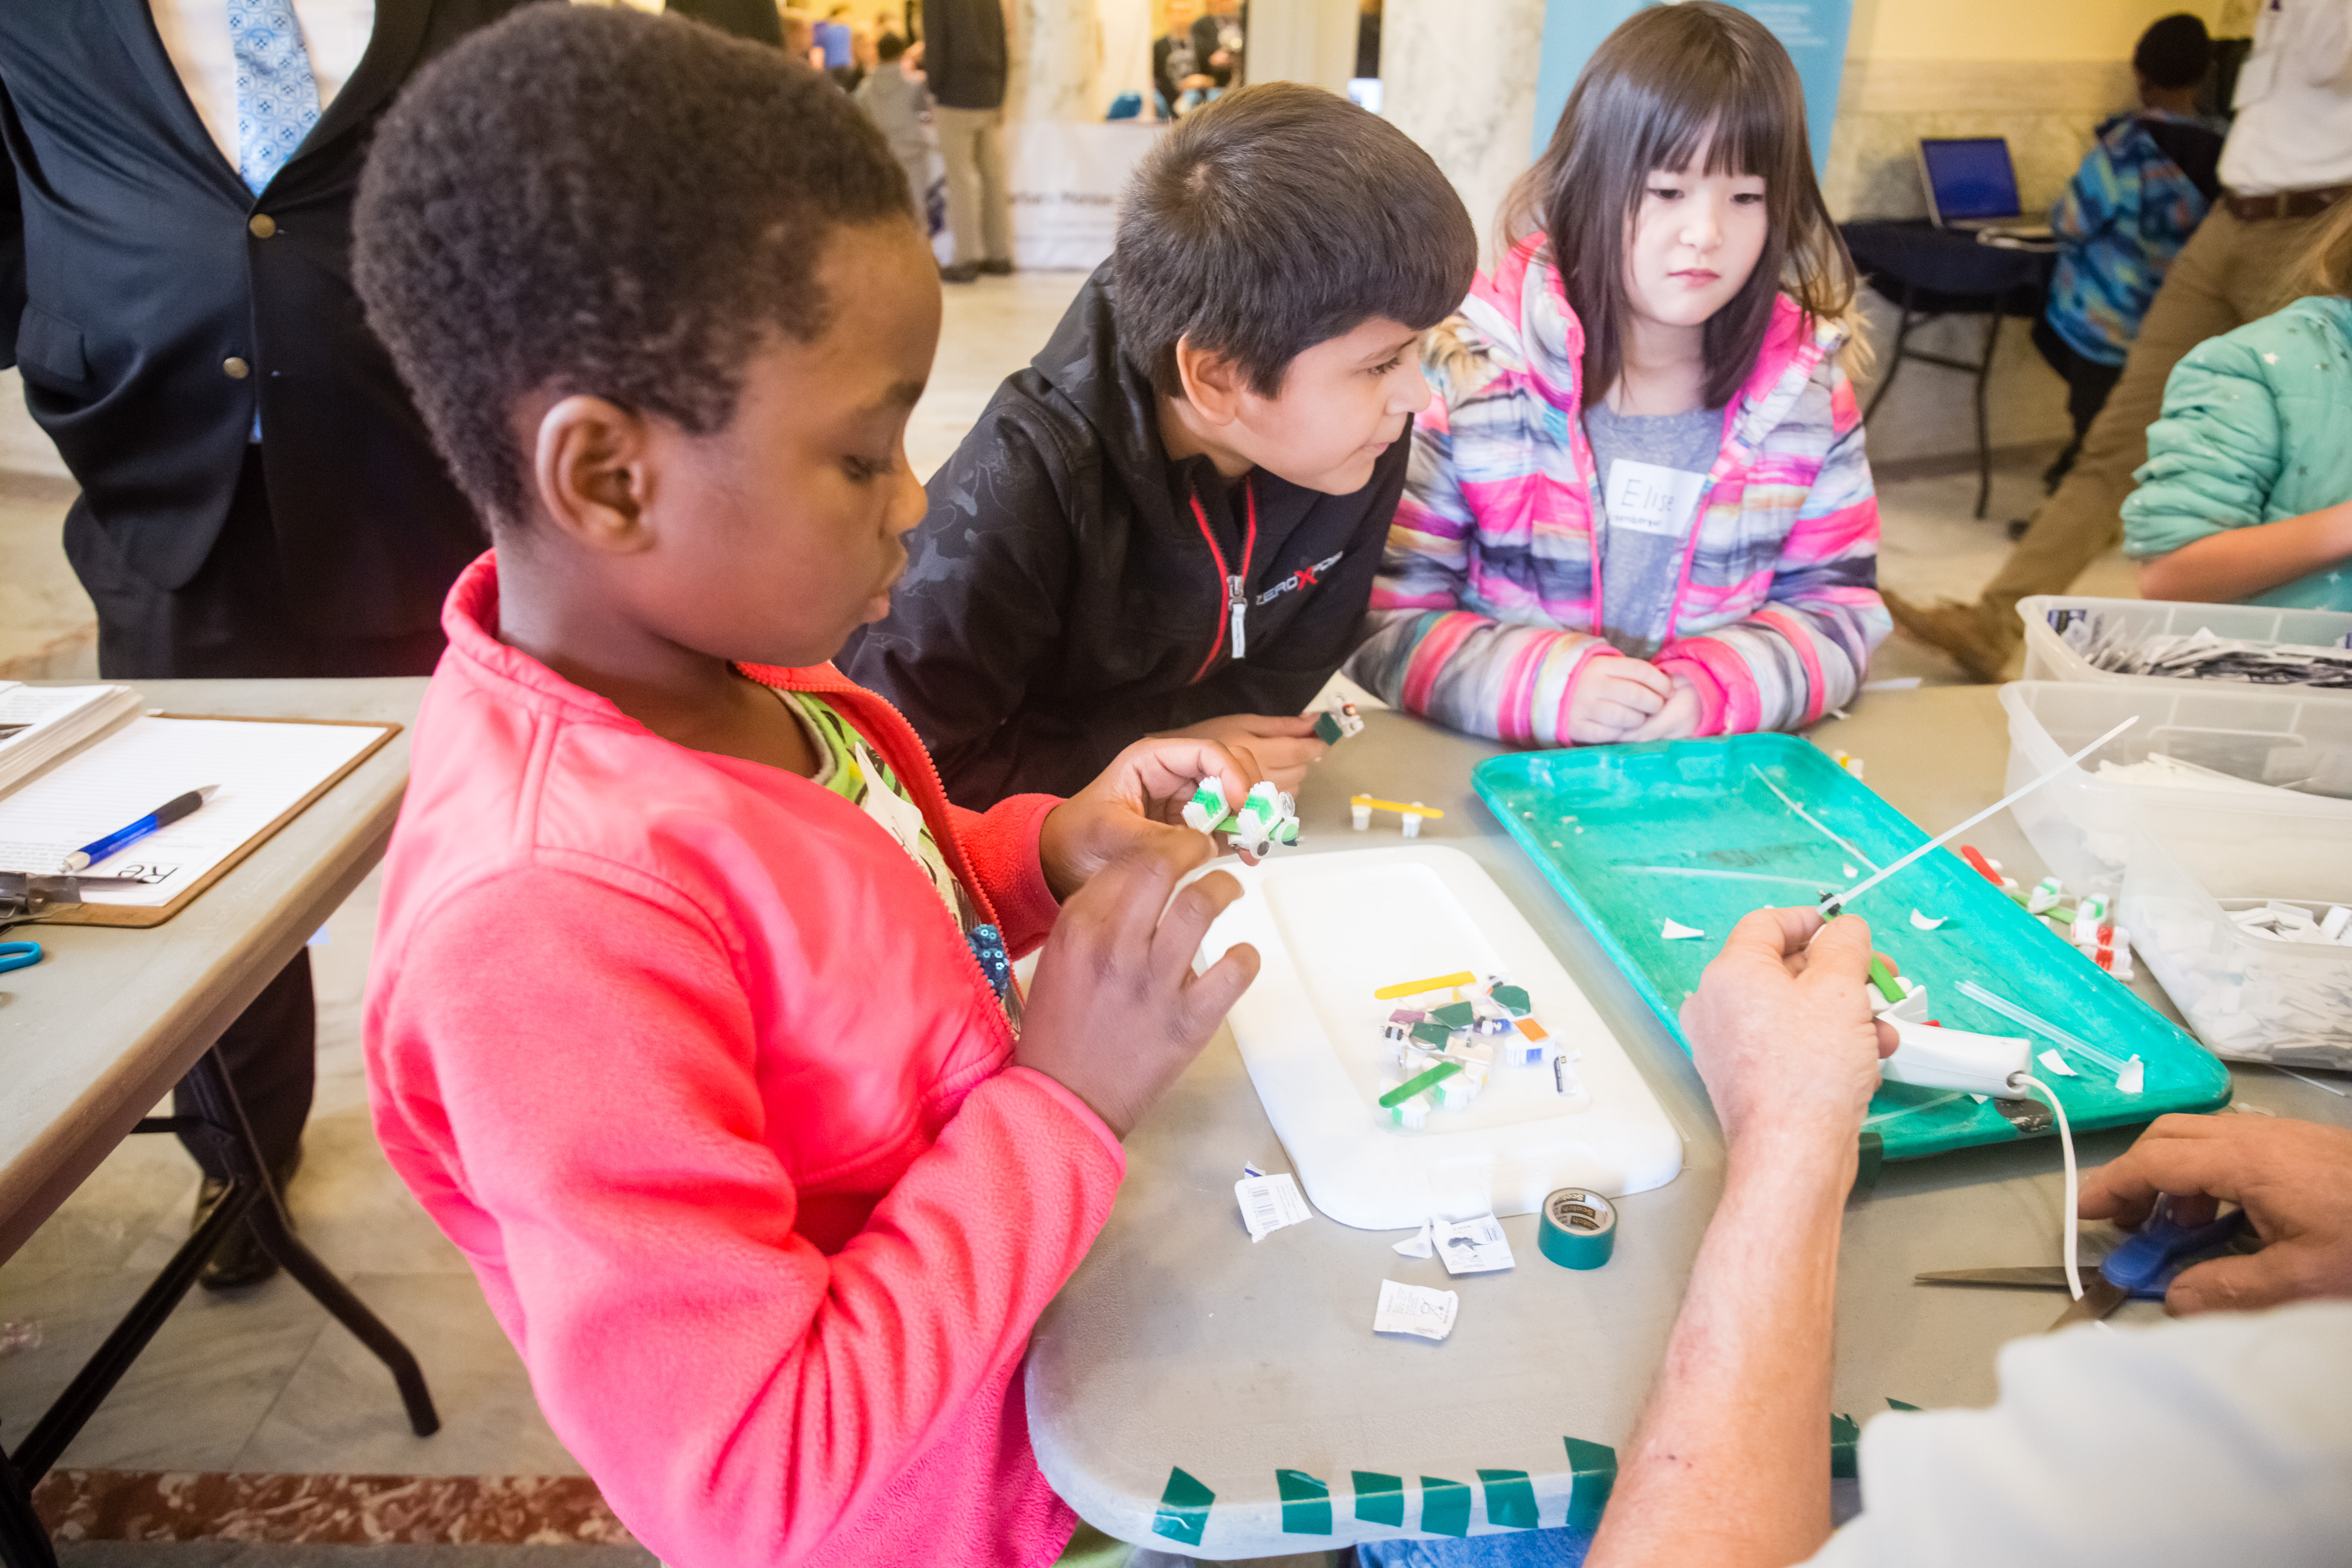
[
  {"left": 0, "top": 939, "right": 40, "bottom": 975},
  {"left": 1916, "top": 1197, "right": 2254, "bottom": 1330}
]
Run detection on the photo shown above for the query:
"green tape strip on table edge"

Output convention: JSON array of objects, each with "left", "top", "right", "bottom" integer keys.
[
  {"left": 1564, "top": 1437, "right": 1618, "bottom": 1531},
  {"left": 1276, "top": 1469, "right": 1332, "bottom": 1535},
  {"left": 1352, "top": 1471, "right": 1405, "bottom": 1527},
  {"left": 1151, "top": 1466, "right": 1214, "bottom": 1545},
  {"left": 1477, "top": 1469, "right": 1539, "bottom": 1530},
  {"left": 1419, "top": 1477, "right": 1472, "bottom": 1537}
]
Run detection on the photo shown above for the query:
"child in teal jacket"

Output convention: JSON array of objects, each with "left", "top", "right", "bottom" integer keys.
[{"left": 2124, "top": 216, "right": 2352, "bottom": 610}]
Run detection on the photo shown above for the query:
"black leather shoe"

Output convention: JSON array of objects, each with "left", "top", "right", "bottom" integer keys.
[
  {"left": 939, "top": 261, "right": 981, "bottom": 284},
  {"left": 976, "top": 258, "right": 1013, "bottom": 276},
  {"left": 195, "top": 1147, "right": 302, "bottom": 1292}
]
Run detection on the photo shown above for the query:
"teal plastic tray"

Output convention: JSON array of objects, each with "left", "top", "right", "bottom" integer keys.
[{"left": 1473, "top": 734, "right": 2231, "bottom": 1162}]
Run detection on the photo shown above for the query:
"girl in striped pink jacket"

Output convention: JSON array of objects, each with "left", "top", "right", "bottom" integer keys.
[{"left": 1348, "top": 2, "right": 1887, "bottom": 747}]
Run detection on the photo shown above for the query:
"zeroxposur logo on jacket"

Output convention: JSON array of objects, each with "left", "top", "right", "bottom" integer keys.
[{"left": 1255, "top": 550, "right": 1347, "bottom": 607}]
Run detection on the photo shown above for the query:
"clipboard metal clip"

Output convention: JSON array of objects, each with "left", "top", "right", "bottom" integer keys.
[{"left": 0, "top": 872, "right": 86, "bottom": 924}]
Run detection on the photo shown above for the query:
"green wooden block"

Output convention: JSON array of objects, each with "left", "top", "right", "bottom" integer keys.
[
  {"left": 1430, "top": 1000, "right": 1475, "bottom": 1028},
  {"left": 1352, "top": 1471, "right": 1405, "bottom": 1527},
  {"left": 1315, "top": 711, "right": 1345, "bottom": 744},
  {"left": 1563, "top": 1437, "right": 1617, "bottom": 1531},
  {"left": 1829, "top": 1413, "right": 1860, "bottom": 1479},
  {"left": 1276, "top": 1469, "right": 1331, "bottom": 1535},
  {"left": 1419, "top": 1477, "right": 1472, "bottom": 1537},
  {"left": 1477, "top": 1469, "right": 1539, "bottom": 1530},
  {"left": 1151, "top": 1466, "right": 1214, "bottom": 1546}
]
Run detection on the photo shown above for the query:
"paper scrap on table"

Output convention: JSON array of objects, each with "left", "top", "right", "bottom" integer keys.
[
  {"left": 1392, "top": 1220, "right": 1435, "bottom": 1259},
  {"left": 1373, "top": 1279, "right": 1459, "bottom": 1341},
  {"left": 1842, "top": 864, "right": 1857, "bottom": 878},
  {"left": 2115, "top": 1057, "right": 2144, "bottom": 1095},
  {"left": 1433, "top": 1215, "right": 1516, "bottom": 1276},
  {"left": 1909, "top": 910, "right": 1946, "bottom": 930},
  {"left": 1235, "top": 1173, "right": 1313, "bottom": 1241},
  {"left": 1661, "top": 919, "right": 1705, "bottom": 940},
  {"left": 2037, "top": 1049, "right": 2080, "bottom": 1079}
]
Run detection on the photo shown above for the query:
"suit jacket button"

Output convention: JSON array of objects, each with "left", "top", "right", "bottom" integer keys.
[
  {"left": 223, "top": 357, "right": 251, "bottom": 380},
  {"left": 248, "top": 214, "right": 277, "bottom": 238}
]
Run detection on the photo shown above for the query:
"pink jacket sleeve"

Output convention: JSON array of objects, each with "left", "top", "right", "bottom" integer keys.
[
  {"left": 378, "top": 866, "right": 1121, "bottom": 1566},
  {"left": 947, "top": 791, "right": 1062, "bottom": 955}
]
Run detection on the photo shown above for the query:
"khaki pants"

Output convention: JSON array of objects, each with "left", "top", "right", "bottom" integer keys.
[
  {"left": 1968, "top": 204, "right": 2330, "bottom": 645},
  {"left": 934, "top": 103, "right": 1012, "bottom": 266}
]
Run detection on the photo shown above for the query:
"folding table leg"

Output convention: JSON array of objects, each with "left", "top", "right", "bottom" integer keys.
[
  {"left": 1862, "top": 284, "right": 1917, "bottom": 424},
  {"left": 174, "top": 1051, "right": 441, "bottom": 1439},
  {"left": 1968, "top": 289, "right": 2010, "bottom": 519},
  {"left": 0, "top": 1442, "right": 60, "bottom": 1568}
]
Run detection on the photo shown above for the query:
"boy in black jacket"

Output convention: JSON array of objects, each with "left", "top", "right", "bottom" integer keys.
[{"left": 840, "top": 83, "right": 1477, "bottom": 806}]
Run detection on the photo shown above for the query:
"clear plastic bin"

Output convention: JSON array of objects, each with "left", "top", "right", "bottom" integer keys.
[
  {"left": 2017, "top": 593, "right": 2352, "bottom": 693},
  {"left": 2122, "top": 830, "right": 2352, "bottom": 1071},
  {"left": 2000, "top": 680, "right": 2352, "bottom": 896}
]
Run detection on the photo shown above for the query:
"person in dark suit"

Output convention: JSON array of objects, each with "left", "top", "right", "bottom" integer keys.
[{"left": 0, "top": 0, "right": 532, "bottom": 1286}]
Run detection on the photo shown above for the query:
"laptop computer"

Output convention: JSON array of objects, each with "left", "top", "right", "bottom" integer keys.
[{"left": 1917, "top": 137, "right": 2053, "bottom": 242}]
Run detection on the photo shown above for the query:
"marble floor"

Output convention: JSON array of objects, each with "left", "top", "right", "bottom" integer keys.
[{"left": 0, "top": 270, "right": 2136, "bottom": 1556}]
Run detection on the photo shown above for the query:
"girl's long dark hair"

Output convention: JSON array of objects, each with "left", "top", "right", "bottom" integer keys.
[{"left": 1496, "top": 1, "right": 1857, "bottom": 411}]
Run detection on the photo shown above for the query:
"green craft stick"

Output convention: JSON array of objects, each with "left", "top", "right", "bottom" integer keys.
[
  {"left": 1276, "top": 1469, "right": 1331, "bottom": 1535},
  {"left": 1352, "top": 1471, "right": 1405, "bottom": 1527},
  {"left": 1868, "top": 956, "right": 1904, "bottom": 1004},
  {"left": 1379, "top": 1059, "right": 1463, "bottom": 1107},
  {"left": 1151, "top": 1466, "right": 1215, "bottom": 1546},
  {"left": 1829, "top": 1412, "right": 1861, "bottom": 1480},
  {"left": 1563, "top": 1438, "right": 1617, "bottom": 1532},
  {"left": 1478, "top": 1469, "right": 1539, "bottom": 1530},
  {"left": 1420, "top": 1477, "right": 1472, "bottom": 1537}
]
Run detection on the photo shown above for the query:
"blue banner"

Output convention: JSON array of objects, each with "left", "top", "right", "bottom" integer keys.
[{"left": 1533, "top": 0, "right": 1854, "bottom": 180}]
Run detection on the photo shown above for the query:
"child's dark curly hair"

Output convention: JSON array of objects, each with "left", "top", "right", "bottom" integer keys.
[{"left": 353, "top": 5, "right": 913, "bottom": 529}]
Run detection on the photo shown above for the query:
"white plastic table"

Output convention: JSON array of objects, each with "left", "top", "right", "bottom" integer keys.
[{"left": 1024, "top": 688, "right": 2352, "bottom": 1558}]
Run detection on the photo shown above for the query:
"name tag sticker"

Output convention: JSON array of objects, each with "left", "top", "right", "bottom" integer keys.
[{"left": 1603, "top": 459, "right": 1707, "bottom": 538}]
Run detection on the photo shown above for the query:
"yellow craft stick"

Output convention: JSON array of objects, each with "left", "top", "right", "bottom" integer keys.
[
  {"left": 1374, "top": 970, "right": 1478, "bottom": 1001},
  {"left": 1349, "top": 795, "right": 1446, "bottom": 819}
]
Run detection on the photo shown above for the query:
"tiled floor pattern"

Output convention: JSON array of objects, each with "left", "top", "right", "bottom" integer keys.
[{"left": 0, "top": 270, "right": 2136, "bottom": 1558}]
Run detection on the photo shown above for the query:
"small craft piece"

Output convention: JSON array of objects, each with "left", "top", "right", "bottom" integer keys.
[
  {"left": 1488, "top": 983, "right": 1533, "bottom": 1017},
  {"left": 1313, "top": 702, "right": 1365, "bottom": 745},
  {"left": 1373, "top": 1278, "right": 1459, "bottom": 1341},
  {"left": 1552, "top": 1049, "right": 1586, "bottom": 1098},
  {"left": 1234, "top": 1171, "right": 1313, "bottom": 1241},
  {"left": 1349, "top": 794, "right": 1446, "bottom": 837},
  {"left": 1228, "top": 780, "right": 1301, "bottom": 858},
  {"left": 1833, "top": 750, "right": 1865, "bottom": 781},
  {"left": 1429, "top": 1000, "right": 1475, "bottom": 1029},
  {"left": 1377, "top": 1078, "right": 1431, "bottom": 1131},
  {"left": 2028, "top": 875, "right": 2064, "bottom": 915},
  {"left": 1433, "top": 1215, "right": 1516, "bottom": 1275},
  {"left": 1908, "top": 909, "right": 1946, "bottom": 931},
  {"left": 1392, "top": 1220, "right": 1436, "bottom": 1258},
  {"left": 1181, "top": 776, "right": 1230, "bottom": 834},
  {"left": 1660, "top": 919, "right": 1705, "bottom": 940},
  {"left": 2038, "top": 1048, "right": 2080, "bottom": 1077},
  {"left": 1380, "top": 1060, "right": 1463, "bottom": 1109}
]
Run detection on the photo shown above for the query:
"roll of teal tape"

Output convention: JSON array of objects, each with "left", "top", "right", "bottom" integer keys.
[{"left": 1537, "top": 1187, "right": 1616, "bottom": 1269}]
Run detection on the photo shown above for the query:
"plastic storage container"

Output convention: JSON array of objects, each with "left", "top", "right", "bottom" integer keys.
[
  {"left": 2018, "top": 593, "right": 2352, "bottom": 693},
  {"left": 2122, "top": 830, "right": 2352, "bottom": 1071},
  {"left": 2001, "top": 680, "right": 2352, "bottom": 896}
]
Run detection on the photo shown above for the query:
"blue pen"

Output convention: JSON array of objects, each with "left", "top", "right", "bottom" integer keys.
[{"left": 62, "top": 785, "right": 218, "bottom": 872}]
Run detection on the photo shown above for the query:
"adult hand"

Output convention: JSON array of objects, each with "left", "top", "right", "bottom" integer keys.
[
  {"left": 1678, "top": 908, "right": 1897, "bottom": 1161},
  {"left": 1624, "top": 672, "right": 1703, "bottom": 743},
  {"left": 1037, "top": 734, "right": 1264, "bottom": 900},
  {"left": 1565, "top": 654, "right": 1674, "bottom": 744},
  {"left": 1017, "top": 833, "right": 1260, "bottom": 1139},
  {"left": 2079, "top": 1113, "right": 2352, "bottom": 1315},
  {"left": 1151, "top": 712, "right": 1326, "bottom": 794}
]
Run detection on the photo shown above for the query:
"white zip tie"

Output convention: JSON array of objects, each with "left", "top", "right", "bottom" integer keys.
[
  {"left": 2008, "top": 1071, "right": 2082, "bottom": 1301},
  {"left": 1956, "top": 979, "right": 2129, "bottom": 1075},
  {"left": 1824, "top": 715, "right": 2139, "bottom": 916},
  {"left": 1749, "top": 766, "right": 1880, "bottom": 870},
  {"left": 2270, "top": 1062, "right": 2349, "bottom": 1098}
]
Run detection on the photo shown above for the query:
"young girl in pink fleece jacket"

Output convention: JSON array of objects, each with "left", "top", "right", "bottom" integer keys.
[
  {"left": 1348, "top": 3, "right": 1888, "bottom": 750},
  {"left": 350, "top": 12, "right": 1265, "bottom": 1565}
]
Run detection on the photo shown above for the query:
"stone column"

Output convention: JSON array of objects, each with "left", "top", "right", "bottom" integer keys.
[
  {"left": 1005, "top": 0, "right": 1103, "bottom": 122},
  {"left": 1379, "top": 0, "right": 1548, "bottom": 254}
]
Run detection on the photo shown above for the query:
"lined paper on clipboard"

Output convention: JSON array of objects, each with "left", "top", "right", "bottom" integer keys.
[{"left": 0, "top": 716, "right": 391, "bottom": 907}]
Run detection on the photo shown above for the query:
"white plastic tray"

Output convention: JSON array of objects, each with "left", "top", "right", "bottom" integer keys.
[{"left": 1193, "top": 844, "right": 1683, "bottom": 1231}]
